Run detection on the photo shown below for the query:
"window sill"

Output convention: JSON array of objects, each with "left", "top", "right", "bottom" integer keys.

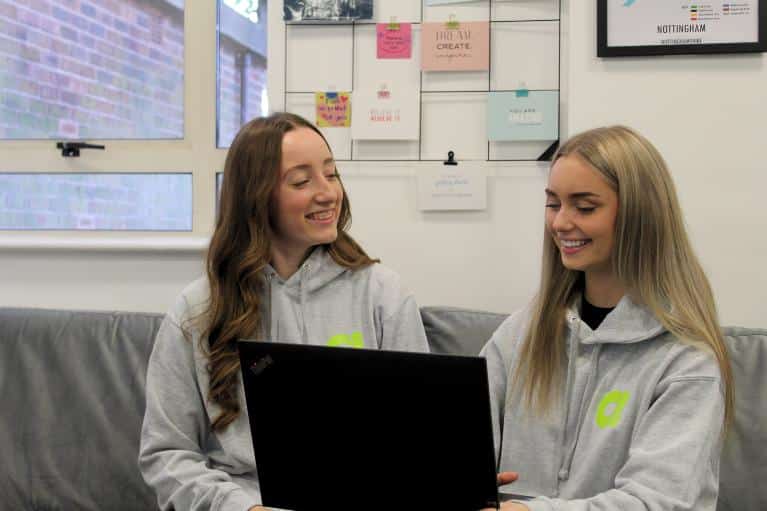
[{"left": 0, "top": 234, "right": 210, "bottom": 253}]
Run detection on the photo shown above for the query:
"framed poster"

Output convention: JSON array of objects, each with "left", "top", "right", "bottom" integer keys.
[
  {"left": 284, "top": 0, "right": 373, "bottom": 22},
  {"left": 597, "top": 0, "right": 766, "bottom": 57}
]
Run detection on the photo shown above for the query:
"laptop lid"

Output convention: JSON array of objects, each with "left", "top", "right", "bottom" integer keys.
[{"left": 238, "top": 341, "right": 499, "bottom": 511}]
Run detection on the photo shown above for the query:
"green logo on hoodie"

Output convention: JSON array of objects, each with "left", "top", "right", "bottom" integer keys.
[
  {"left": 326, "top": 331, "right": 364, "bottom": 349},
  {"left": 595, "top": 390, "right": 631, "bottom": 429}
]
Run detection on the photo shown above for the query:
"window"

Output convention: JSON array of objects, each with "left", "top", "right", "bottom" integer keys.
[
  {"left": 0, "top": 1, "right": 278, "bottom": 241},
  {"left": 0, "top": 0, "right": 185, "bottom": 140},
  {"left": 0, "top": 173, "right": 192, "bottom": 230},
  {"left": 217, "top": 0, "right": 268, "bottom": 147}
]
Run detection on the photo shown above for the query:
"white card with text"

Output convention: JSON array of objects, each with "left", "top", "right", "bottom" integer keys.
[
  {"left": 417, "top": 164, "right": 487, "bottom": 211},
  {"left": 351, "top": 88, "right": 420, "bottom": 140}
]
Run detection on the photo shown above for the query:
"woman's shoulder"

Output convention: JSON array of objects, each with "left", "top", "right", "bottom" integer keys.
[
  {"left": 494, "top": 304, "right": 534, "bottom": 338},
  {"left": 331, "top": 260, "right": 404, "bottom": 290},
  {"left": 484, "top": 304, "right": 534, "bottom": 356},
  {"left": 363, "top": 261, "right": 402, "bottom": 284},
  {"left": 335, "top": 262, "right": 416, "bottom": 314},
  {"left": 165, "top": 276, "right": 211, "bottom": 327},
  {"left": 656, "top": 333, "right": 722, "bottom": 381}
]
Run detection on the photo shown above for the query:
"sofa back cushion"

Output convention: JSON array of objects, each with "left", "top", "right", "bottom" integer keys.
[
  {"left": 1, "top": 306, "right": 764, "bottom": 511},
  {"left": 718, "top": 327, "right": 767, "bottom": 511},
  {"left": 420, "top": 306, "right": 507, "bottom": 356},
  {"left": 0, "top": 307, "right": 163, "bottom": 510}
]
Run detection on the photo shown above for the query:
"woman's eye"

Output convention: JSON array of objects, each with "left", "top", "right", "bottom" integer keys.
[
  {"left": 545, "top": 203, "right": 561, "bottom": 209},
  {"left": 326, "top": 172, "right": 339, "bottom": 180},
  {"left": 577, "top": 206, "right": 596, "bottom": 213},
  {"left": 292, "top": 180, "right": 309, "bottom": 187}
]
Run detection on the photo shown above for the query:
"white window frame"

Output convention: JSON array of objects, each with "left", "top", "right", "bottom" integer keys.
[{"left": 0, "top": 0, "right": 286, "bottom": 252}]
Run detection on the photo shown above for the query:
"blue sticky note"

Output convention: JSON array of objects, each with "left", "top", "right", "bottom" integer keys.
[{"left": 487, "top": 91, "right": 559, "bottom": 142}]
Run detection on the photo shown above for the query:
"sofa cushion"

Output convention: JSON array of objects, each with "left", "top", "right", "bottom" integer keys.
[
  {"left": 0, "top": 307, "right": 163, "bottom": 511},
  {"left": 2, "top": 306, "right": 763, "bottom": 511},
  {"left": 718, "top": 327, "right": 767, "bottom": 511},
  {"left": 420, "top": 305, "right": 508, "bottom": 356}
]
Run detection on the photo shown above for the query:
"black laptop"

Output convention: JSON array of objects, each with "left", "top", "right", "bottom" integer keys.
[{"left": 238, "top": 341, "right": 499, "bottom": 511}]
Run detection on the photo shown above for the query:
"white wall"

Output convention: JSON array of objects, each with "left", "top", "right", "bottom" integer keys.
[
  {"left": 1, "top": 0, "right": 764, "bottom": 328},
  {"left": 0, "top": 249, "right": 204, "bottom": 313},
  {"left": 565, "top": 1, "right": 766, "bottom": 328}
]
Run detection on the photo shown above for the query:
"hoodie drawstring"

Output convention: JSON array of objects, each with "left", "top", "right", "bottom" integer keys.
[
  {"left": 263, "top": 273, "right": 273, "bottom": 341},
  {"left": 559, "top": 315, "right": 604, "bottom": 484},
  {"left": 299, "top": 263, "right": 310, "bottom": 344}
]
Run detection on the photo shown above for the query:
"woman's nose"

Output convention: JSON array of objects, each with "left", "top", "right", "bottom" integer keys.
[
  {"left": 313, "top": 177, "right": 337, "bottom": 202},
  {"left": 551, "top": 207, "right": 573, "bottom": 231}
]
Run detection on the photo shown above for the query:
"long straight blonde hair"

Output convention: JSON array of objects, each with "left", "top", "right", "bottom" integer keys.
[{"left": 513, "top": 126, "right": 733, "bottom": 429}]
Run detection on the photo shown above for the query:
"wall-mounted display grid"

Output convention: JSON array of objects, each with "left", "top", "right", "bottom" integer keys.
[{"left": 283, "top": 0, "right": 560, "bottom": 162}]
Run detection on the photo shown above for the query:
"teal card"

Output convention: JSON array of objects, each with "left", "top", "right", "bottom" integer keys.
[
  {"left": 426, "top": 0, "right": 484, "bottom": 4},
  {"left": 487, "top": 91, "right": 559, "bottom": 141}
]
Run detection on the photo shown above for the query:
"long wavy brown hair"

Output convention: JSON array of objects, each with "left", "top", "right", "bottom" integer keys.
[
  {"left": 204, "top": 112, "right": 377, "bottom": 431},
  {"left": 512, "top": 126, "right": 733, "bottom": 431}
]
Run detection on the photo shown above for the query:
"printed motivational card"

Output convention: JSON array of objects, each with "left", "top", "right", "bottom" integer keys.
[
  {"left": 487, "top": 91, "right": 559, "bottom": 141},
  {"left": 417, "top": 163, "right": 487, "bottom": 211},
  {"left": 421, "top": 21, "right": 489, "bottom": 71},
  {"left": 316, "top": 92, "right": 351, "bottom": 127},
  {"left": 351, "top": 87, "right": 420, "bottom": 140},
  {"left": 377, "top": 23, "right": 413, "bottom": 59},
  {"left": 426, "top": 0, "right": 484, "bottom": 4}
]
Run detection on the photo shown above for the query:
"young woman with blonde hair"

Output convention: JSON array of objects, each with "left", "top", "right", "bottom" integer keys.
[
  {"left": 482, "top": 126, "right": 732, "bottom": 510},
  {"left": 139, "top": 113, "right": 429, "bottom": 510}
]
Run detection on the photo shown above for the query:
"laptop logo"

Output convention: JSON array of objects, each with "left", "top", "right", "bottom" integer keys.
[{"left": 250, "top": 355, "right": 274, "bottom": 376}]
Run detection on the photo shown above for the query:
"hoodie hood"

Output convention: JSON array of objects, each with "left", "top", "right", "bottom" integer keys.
[
  {"left": 262, "top": 246, "right": 350, "bottom": 344},
  {"left": 567, "top": 293, "right": 666, "bottom": 345},
  {"left": 264, "top": 246, "right": 347, "bottom": 298}
]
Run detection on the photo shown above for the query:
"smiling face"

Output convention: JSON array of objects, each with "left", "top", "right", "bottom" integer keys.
[
  {"left": 545, "top": 154, "right": 619, "bottom": 279},
  {"left": 270, "top": 127, "right": 343, "bottom": 261}
]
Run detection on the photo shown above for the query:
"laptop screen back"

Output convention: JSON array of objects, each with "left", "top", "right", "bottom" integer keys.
[{"left": 238, "top": 341, "right": 498, "bottom": 511}]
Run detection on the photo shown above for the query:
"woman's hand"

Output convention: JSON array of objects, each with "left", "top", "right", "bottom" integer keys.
[
  {"left": 481, "top": 502, "right": 530, "bottom": 511},
  {"left": 495, "top": 472, "right": 530, "bottom": 510},
  {"left": 499, "top": 503, "right": 530, "bottom": 510},
  {"left": 496, "top": 471, "right": 518, "bottom": 486},
  {"left": 479, "top": 472, "right": 522, "bottom": 510}
]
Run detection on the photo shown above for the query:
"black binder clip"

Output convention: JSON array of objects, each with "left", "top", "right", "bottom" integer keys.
[
  {"left": 537, "top": 140, "right": 560, "bottom": 162},
  {"left": 443, "top": 150, "right": 458, "bottom": 165}
]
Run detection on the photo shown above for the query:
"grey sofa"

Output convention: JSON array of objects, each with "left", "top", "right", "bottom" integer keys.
[{"left": 0, "top": 306, "right": 764, "bottom": 510}]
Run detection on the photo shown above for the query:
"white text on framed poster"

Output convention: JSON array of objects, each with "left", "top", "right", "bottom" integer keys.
[
  {"left": 351, "top": 87, "right": 420, "bottom": 140},
  {"left": 421, "top": 21, "right": 490, "bottom": 71},
  {"left": 417, "top": 164, "right": 487, "bottom": 211},
  {"left": 598, "top": 0, "right": 766, "bottom": 56}
]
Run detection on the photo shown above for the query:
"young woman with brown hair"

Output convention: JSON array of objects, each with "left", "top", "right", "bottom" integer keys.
[
  {"left": 138, "top": 113, "right": 429, "bottom": 510},
  {"left": 482, "top": 126, "right": 732, "bottom": 510}
]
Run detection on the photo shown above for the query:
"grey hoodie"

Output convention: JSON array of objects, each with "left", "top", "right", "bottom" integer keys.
[
  {"left": 481, "top": 295, "right": 725, "bottom": 511},
  {"left": 139, "top": 248, "right": 429, "bottom": 511}
]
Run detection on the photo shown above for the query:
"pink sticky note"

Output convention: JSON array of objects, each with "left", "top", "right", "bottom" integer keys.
[
  {"left": 377, "top": 23, "right": 412, "bottom": 59},
  {"left": 421, "top": 21, "right": 490, "bottom": 71}
]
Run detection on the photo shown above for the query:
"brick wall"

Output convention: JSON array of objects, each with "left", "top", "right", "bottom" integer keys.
[
  {"left": 0, "top": 0, "right": 184, "bottom": 139},
  {"left": 218, "top": 35, "right": 267, "bottom": 148},
  {"left": 0, "top": 1, "right": 266, "bottom": 229}
]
